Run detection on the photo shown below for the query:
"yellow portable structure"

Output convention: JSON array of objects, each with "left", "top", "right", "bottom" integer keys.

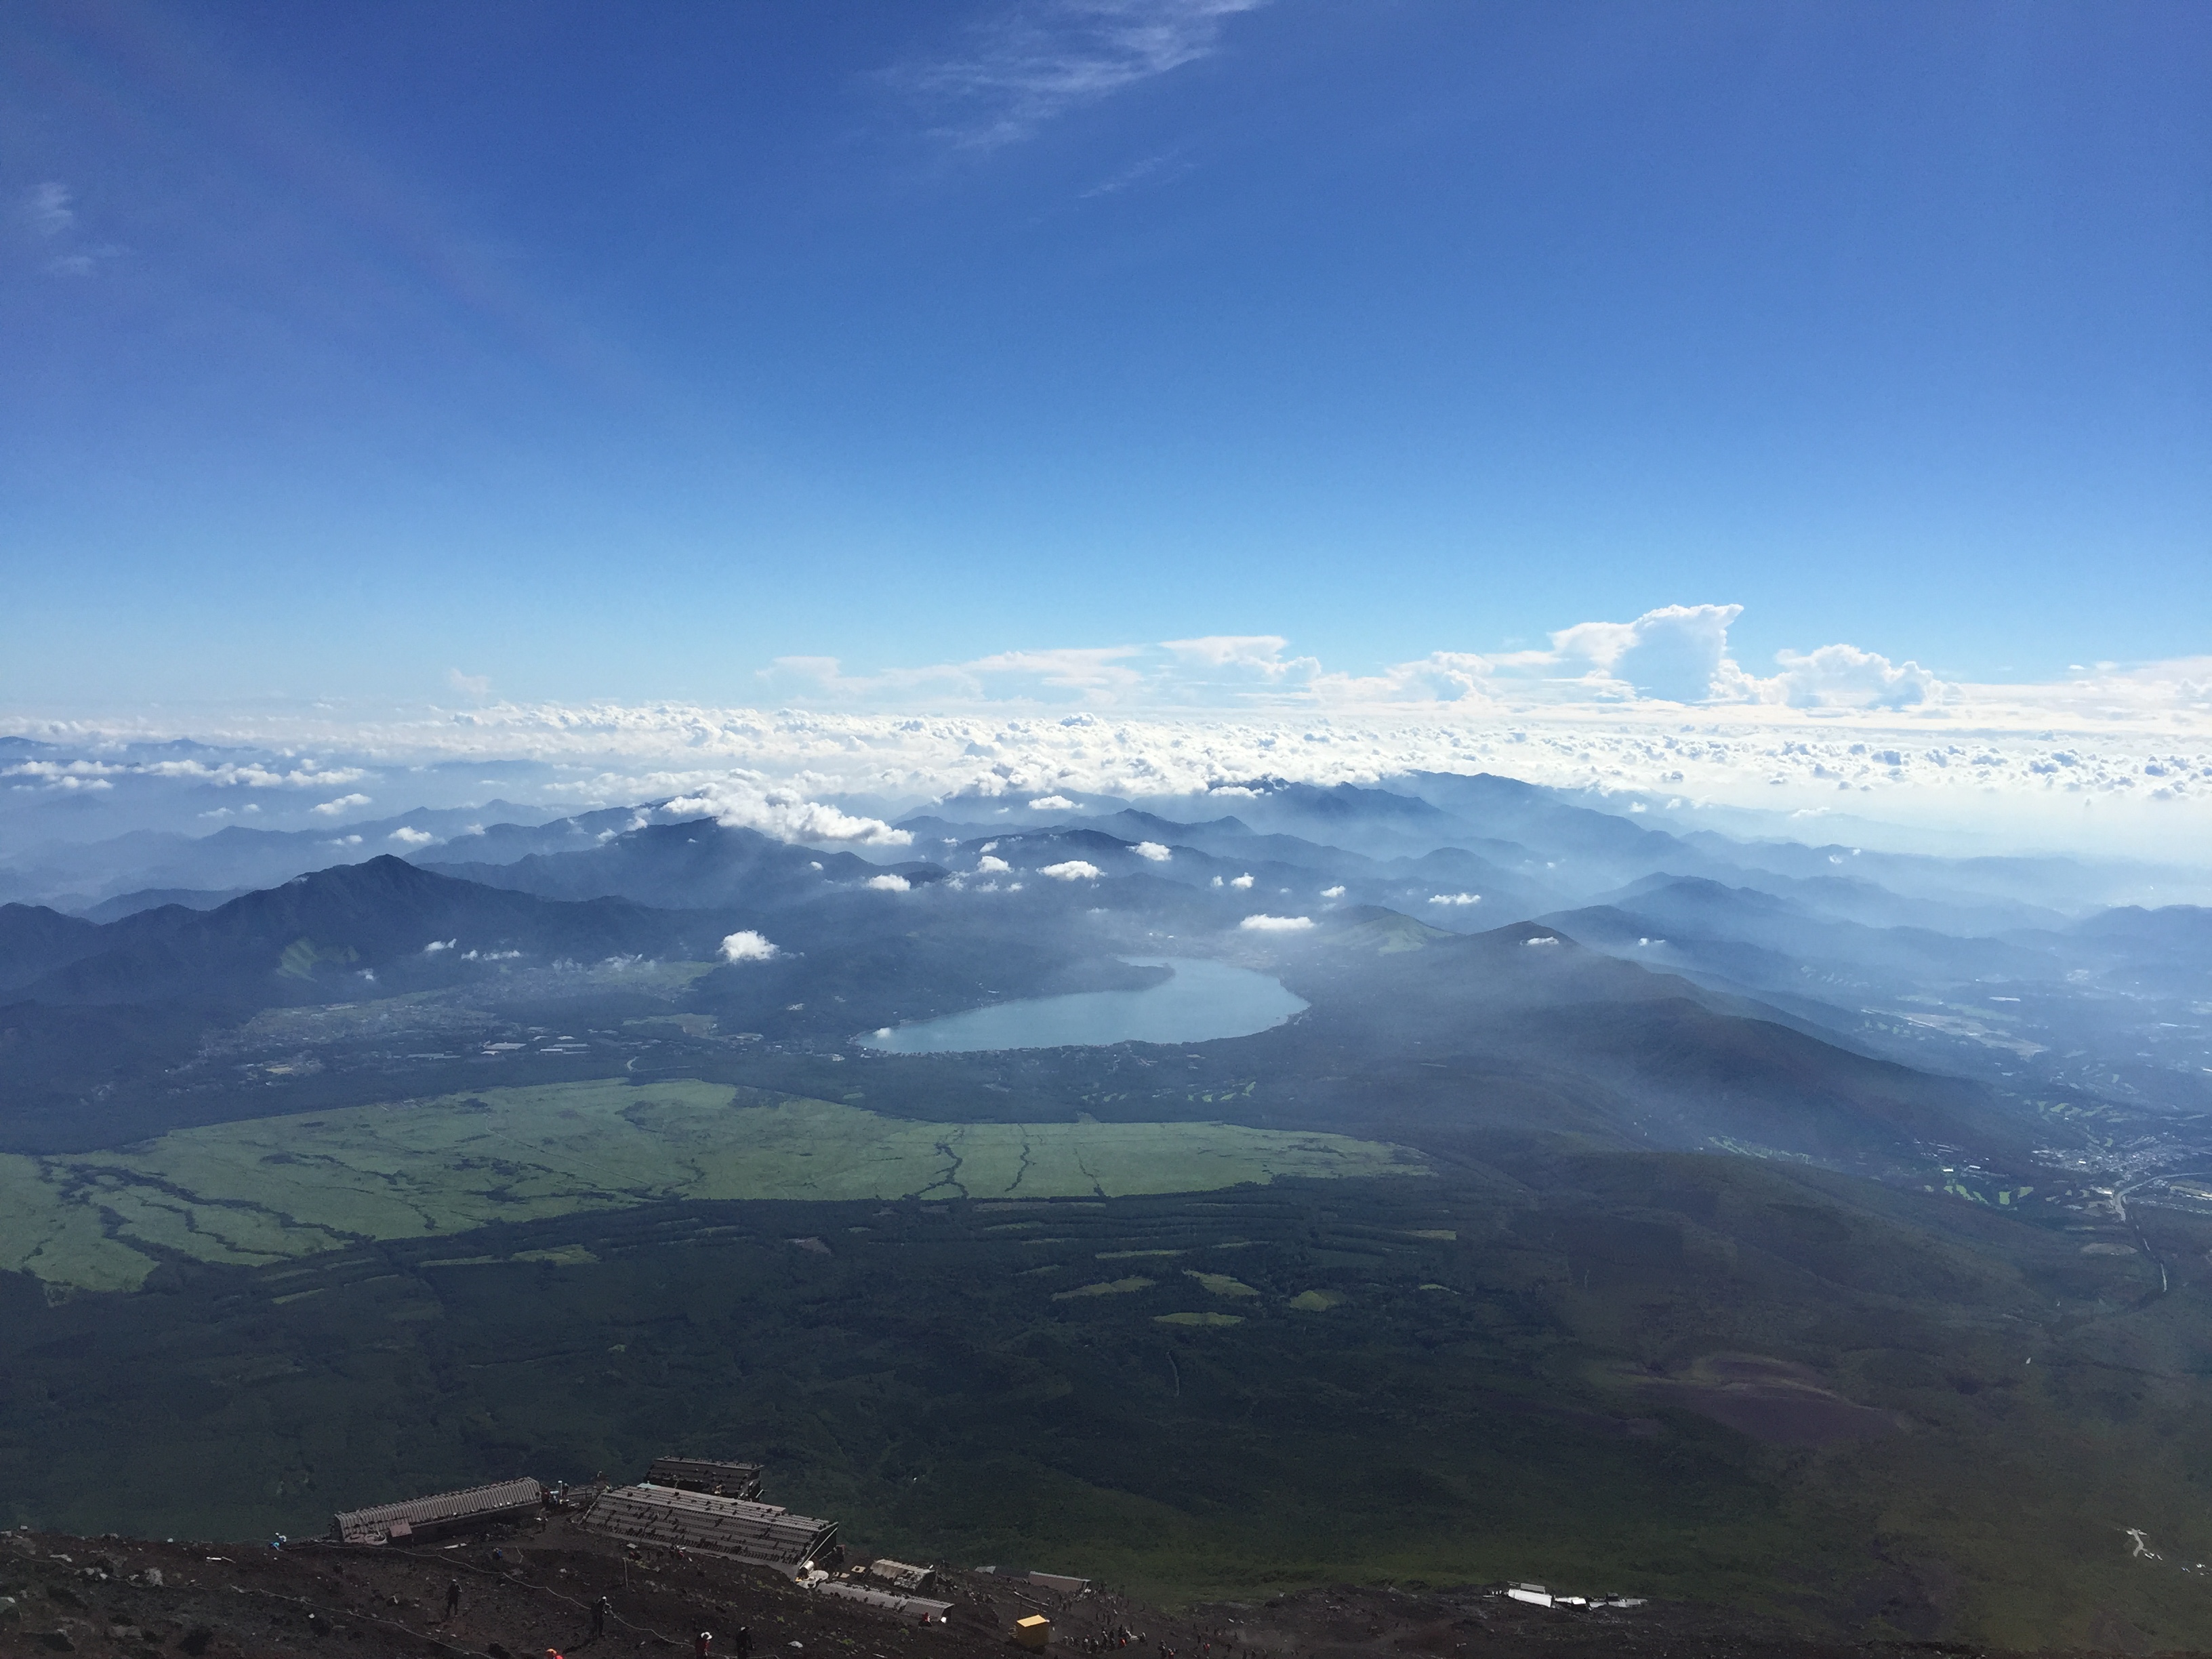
[{"left": 1013, "top": 1615, "right": 1052, "bottom": 1650}]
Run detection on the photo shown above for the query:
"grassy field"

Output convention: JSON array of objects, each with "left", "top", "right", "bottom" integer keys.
[{"left": 0, "top": 1079, "right": 1430, "bottom": 1290}]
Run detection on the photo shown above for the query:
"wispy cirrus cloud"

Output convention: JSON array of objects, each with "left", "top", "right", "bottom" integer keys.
[
  {"left": 759, "top": 645, "right": 1148, "bottom": 704},
  {"left": 893, "top": 0, "right": 1270, "bottom": 150},
  {"left": 21, "top": 182, "right": 75, "bottom": 240},
  {"left": 1080, "top": 148, "right": 1195, "bottom": 198},
  {"left": 13, "top": 181, "right": 121, "bottom": 277}
]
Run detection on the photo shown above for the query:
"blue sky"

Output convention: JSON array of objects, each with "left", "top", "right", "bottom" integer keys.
[{"left": 3, "top": 0, "right": 2207, "bottom": 712}]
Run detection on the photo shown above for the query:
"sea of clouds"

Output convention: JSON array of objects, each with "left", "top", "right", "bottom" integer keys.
[{"left": 7, "top": 607, "right": 2209, "bottom": 864}]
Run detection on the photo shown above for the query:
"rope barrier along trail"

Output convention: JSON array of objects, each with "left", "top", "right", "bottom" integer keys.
[
  {"left": 298, "top": 1536, "right": 693, "bottom": 1650},
  {"left": 224, "top": 1579, "right": 476, "bottom": 1656}
]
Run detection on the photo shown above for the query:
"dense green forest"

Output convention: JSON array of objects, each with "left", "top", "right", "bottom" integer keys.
[{"left": 5, "top": 1141, "right": 2207, "bottom": 1650}]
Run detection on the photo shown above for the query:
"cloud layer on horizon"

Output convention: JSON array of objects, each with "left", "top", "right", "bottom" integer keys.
[
  {"left": 12, "top": 702, "right": 2212, "bottom": 866},
  {"left": 769, "top": 602, "right": 1928, "bottom": 712},
  {"left": 743, "top": 605, "right": 2208, "bottom": 726},
  {"left": 8, "top": 605, "right": 2211, "bottom": 864}
]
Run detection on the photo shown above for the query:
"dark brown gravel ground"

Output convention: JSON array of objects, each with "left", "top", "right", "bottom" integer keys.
[{"left": 0, "top": 1521, "right": 2190, "bottom": 1659}]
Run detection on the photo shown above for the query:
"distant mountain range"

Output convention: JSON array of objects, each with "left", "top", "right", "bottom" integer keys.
[
  {"left": 7, "top": 856, "right": 710, "bottom": 1008},
  {"left": 7, "top": 761, "right": 2211, "bottom": 1645},
  {"left": 3, "top": 774, "right": 2208, "bottom": 1158}
]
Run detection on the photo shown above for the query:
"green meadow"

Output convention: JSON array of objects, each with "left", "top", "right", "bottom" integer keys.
[{"left": 0, "top": 1078, "right": 1429, "bottom": 1290}]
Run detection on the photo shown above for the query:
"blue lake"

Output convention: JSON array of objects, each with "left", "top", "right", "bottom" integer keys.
[{"left": 859, "top": 957, "right": 1308, "bottom": 1054}]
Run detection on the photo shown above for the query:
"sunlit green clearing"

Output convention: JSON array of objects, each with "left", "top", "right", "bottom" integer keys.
[
  {"left": 1052, "top": 1277, "right": 1157, "bottom": 1300},
  {"left": 1185, "top": 1271, "right": 1260, "bottom": 1297},
  {"left": 0, "top": 1080, "right": 1429, "bottom": 1292}
]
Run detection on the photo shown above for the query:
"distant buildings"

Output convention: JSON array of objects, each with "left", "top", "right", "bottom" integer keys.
[
  {"left": 579, "top": 1484, "right": 839, "bottom": 1574},
  {"left": 644, "top": 1457, "right": 765, "bottom": 1500},
  {"left": 329, "top": 1477, "right": 545, "bottom": 1545},
  {"left": 329, "top": 1454, "right": 954, "bottom": 1626}
]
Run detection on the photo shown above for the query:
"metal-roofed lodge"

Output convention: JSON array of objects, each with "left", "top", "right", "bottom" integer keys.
[
  {"left": 643, "top": 1457, "right": 765, "bottom": 1500},
  {"left": 579, "top": 1484, "right": 838, "bottom": 1574},
  {"left": 331, "top": 1477, "right": 545, "bottom": 1545}
]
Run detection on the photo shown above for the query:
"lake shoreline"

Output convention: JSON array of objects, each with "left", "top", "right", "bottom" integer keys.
[{"left": 857, "top": 956, "right": 1309, "bottom": 1054}]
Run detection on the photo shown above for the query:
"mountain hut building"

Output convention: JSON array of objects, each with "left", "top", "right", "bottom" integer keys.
[
  {"left": 329, "top": 1477, "right": 546, "bottom": 1545},
  {"left": 644, "top": 1457, "right": 766, "bottom": 1500},
  {"left": 579, "top": 1484, "right": 838, "bottom": 1574}
]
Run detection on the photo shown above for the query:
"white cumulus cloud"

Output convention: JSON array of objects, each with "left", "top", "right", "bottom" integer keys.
[
  {"left": 1162, "top": 635, "right": 1311, "bottom": 678},
  {"left": 389, "top": 826, "right": 437, "bottom": 846},
  {"left": 661, "top": 774, "right": 909, "bottom": 846},
  {"left": 1238, "top": 914, "right": 1314, "bottom": 932},
  {"left": 310, "top": 793, "right": 372, "bottom": 817},
  {"left": 1428, "top": 892, "right": 1481, "bottom": 907},
  {"left": 434, "top": 611, "right": 1960, "bottom": 723},
  {"left": 1501, "top": 604, "right": 1957, "bottom": 713},
  {"left": 720, "top": 930, "right": 781, "bottom": 962},
  {"left": 1544, "top": 604, "right": 1755, "bottom": 703},
  {"left": 1308, "top": 652, "right": 1496, "bottom": 705},
  {"left": 1229, "top": 872, "right": 1254, "bottom": 889},
  {"left": 1765, "top": 643, "right": 1944, "bottom": 710},
  {"left": 864, "top": 874, "right": 912, "bottom": 892},
  {"left": 977, "top": 854, "right": 1012, "bottom": 874},
  {"left": 1132, "top": 841, "right": 1171, "bottom": 861},
  {"left": 1029, "top": 794, "right": 1076, "bottom": 811},
  {"left": 1040, "top": 859, "right": 1101, "bottom": 880},
  {"left": 671, "top": 609, "right": 1961, "bottom": 718}
]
